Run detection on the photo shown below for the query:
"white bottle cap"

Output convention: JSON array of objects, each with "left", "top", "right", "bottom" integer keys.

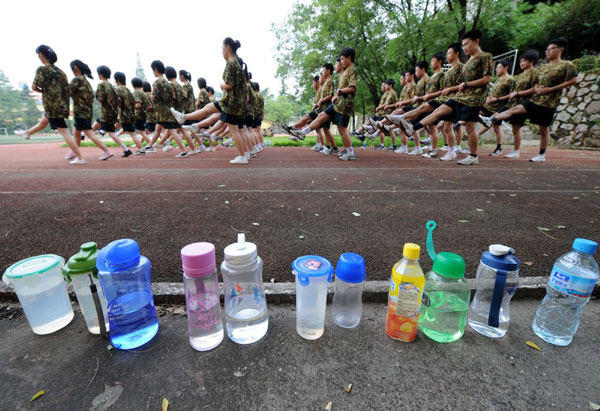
[
  {"left": 224, "top": 233, "right": 258, "bottom": 265},
  {"left": 489, "top": 244, "right": 515, "bottom": 256}
]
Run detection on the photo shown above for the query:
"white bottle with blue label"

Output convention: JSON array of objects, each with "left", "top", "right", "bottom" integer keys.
[{"left": 532, "top": 238, "right": 598, "bottom": 346}]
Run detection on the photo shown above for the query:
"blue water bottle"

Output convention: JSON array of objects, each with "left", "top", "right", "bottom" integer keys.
[{"left": 96, "top": 239, "right": 159, "bottom": 349}]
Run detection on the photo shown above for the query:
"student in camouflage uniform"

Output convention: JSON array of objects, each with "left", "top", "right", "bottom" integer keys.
[
  {"left": 492, "top": 39, "right": 576, "bottom": 163},
  {"left": 68, "top": 59, "right": 113, "bottom": 161},
  {"left": 287, "top": 75, "right": 322, "bottom": 134},
  {"left": 143, "top": 81, "right": 157, "bottom": 135},
  {"left": 374, "top": 80, "right": 399, "bottom": 150},
  {"left": 410, "top": 30, "right": 494, "bottom": 165},
  {"left": 252, "top": 82, "right": 265, "bottom": 149},
  {"left": 131, "top": 77, "right": 153, "bottom": 150},
  {"left": 179, "top": 70, "right": 196, "bottom": 117},
  {"left": 196, "top": 78, "right": 211, "bottom": 110},
  {"left": 437, "top": 43, "right": 464, "bottom": 160},
  {"left": 478, "top": 59, "right": 516, "bottom": 157},
  {"left": 315, "top": 63, "right": 337, "bottom": 154},
  {"left": 376, "top": 69, "right": 417, "bottom": 134},
  {"left": 114, "top": 72, "right": 145, "bottom": 154}
]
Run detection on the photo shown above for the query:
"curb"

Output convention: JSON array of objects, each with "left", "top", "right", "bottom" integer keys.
[{"left": 2, "top": 277, "right": 598, "bottom": 305}]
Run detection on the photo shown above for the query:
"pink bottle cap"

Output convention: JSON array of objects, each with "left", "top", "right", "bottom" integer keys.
[{"left": 181, "top": 242, "right": 216, "bottom": 277}]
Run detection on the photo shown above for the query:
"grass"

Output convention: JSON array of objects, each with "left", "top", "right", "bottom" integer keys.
[{"left": 0, "top": 135, "right": 64, "bottom": 145}]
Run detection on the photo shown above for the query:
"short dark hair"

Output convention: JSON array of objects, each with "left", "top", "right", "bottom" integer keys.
[
  {"left": 97, "top": 65, "right": 111, "bottom": 79},
  {"left": 497, "top": 59, "right": 511, "bottom": 69},
  {"left": 448, "top": 42, "right": 461, "bottom": 54},
  {"left": 416, "top": 60, "right": 428, "bottom": 70},
  {"left": 312, "top": 75, "right": 320, "bottom": 82},
  {"left": 339, "top": 47, "right": 356, "bottom": 63},
  {"left": 322, "top": 63, "right": 334, "bottom": 74},
  {"left": 197, "top": 77, "right": 207, "bottom": 90},
  {"left": 223, "top": 37, "right": 241, "bottom": 53},
  {"left": 131, "top": 77, "right": 143, "bottom": 88},
  {"left": 36, "top": 44, "right": 57, "bottom": 64},
  {"left": 432, "top": 52, "right": 445, "bottom": 63},
  {"left": 165, "top": 66, "right": 177, "bottom": 79},
  {"left": 549, "top": 37, "right": 568, "bottom": 51},
  {"left": 252, "top": 82, "right": 260, "bottom": 92},
  {"left": 142, "top": 81, "right": 152, "bottom": 93},
  {"left": 207, "top": 86, "right": 214, "bottom": 95},
  {"left": 406, "top": 68, "right": 416, "bottom": 76},
  {"left": 462, "top": 29, "right": 482, "bottom": 43},
  {"left": 70, "top": 59, "right": 93, "bottom": 79},
  {"left": 151, "top": 60, "right": 165, "bottom": 74},
  {"left": 179, "top": 70, "right": 191, "bottom": 82},
  {"left": 114, "top": 72, "right": 126, "bottom": 85},
  {"left": 335, "top": 57, "right": 341, "bottom": 63},
  {"left": 384, "top": 78, "right": 395, "bottom": 87},
  {"left": 520, "top": 49, "right": 539, "bottom": 65}
]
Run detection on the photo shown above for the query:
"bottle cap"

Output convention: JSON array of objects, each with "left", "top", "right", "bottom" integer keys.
[
  {"left": 292, "top": 255, "right": 334, "bottom": 287},
  {"left": 403, "top": 243, "right": 421, "bottom": 260},
  {"left": 62, "top": 242, "right": 99, "bottom": 281},
  {"left": 4, "top": 255, "right": 62, "bottom": 281},
  {"left": 335, "top": 252, "right": 366, "bottom": 284},
  {"left": 104, "top": 239, "right": 141, "bottom": 269},
  {"left": 573, "top": 238, "right": 598, "bottom": 255},
  {"left": 181, "top": 242, "right": 216, "bottom": 277},
  {"left": 481, "top": 244, "right": 520, "bottom": 271},
  {"left": 432, "top": 252, "right": 466, "bottom": 279},
  {"left": 224, "top": 234, "right": 257, "bottom": 265}
]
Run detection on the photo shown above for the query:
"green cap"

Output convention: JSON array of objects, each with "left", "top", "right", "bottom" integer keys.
[
  {"left": 432, "top": 252, "right": 465, "bottom": 278},
  {"left": 62, "top": 242, "right": 99, "bottom": 281}
]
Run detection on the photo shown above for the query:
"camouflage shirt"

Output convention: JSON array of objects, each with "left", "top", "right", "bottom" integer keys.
[
  {"left": 438, "top": 63, "right": 463, "bottom": 103},
  {"left": 399, "top": 83, "right": 417, "bottom": 102},
  {"left": 426, "top": 71, "right": 445, "bottom": 95},
  {"left": 69, "top": 76, "right": 94, "bottom": 120},
  {"left": 196, "top": 88, "right": 210, "bottom": 110},
  {"left": 33, "top": 64, "right": 70, "bottom": 119},
  {"left": 255, "top": 91, "right": 264, "bottom": 120},
  {"left": 145, "top": 92, "right": 157, "bottom": 123},
  {"left": 510, "top": 68, "right": 538, "bottom": 106},
  {"left": 220, "top": 57, "right": 247, "bottom": 117},
  {"left": 246, "top": 82, "right": 256, "bottom": 119},
  {"left": 170, "top": 81, "right": 186, "bottom": 113},
  {"left": 413, "top": 74, "right": 429, "bottom": 107},
  {"left": 96, "top": 81, "right": 119, "bottom": 122},
  {"left": 317, "top": 78, "right": 334, "bottom": 113},
  {"left": 116, "top": 86, "right": 136, "bottom": 124},
  {"left": 377, "top": 89, "right": 398, "bottom": 116},
  {"left": 133, "top": 89, "right": 147, "bottom": 121},
  {"left": 531, "top": 61, "right": 578, "bottom": 109},
  {"left": 152, "top": 77, "right": 176, "bottom": 123},
  {"left": 484, "top": 75, "right": 515, "bottom": 112},
  {"left": 182, "top": 83, "right": 195, "bottom": 113},
  {"left": 454, "top": 52, "right": 494, "bottom": 107},
  {"left": 334, "top": 65, "right": 357, "bottom": 116}
]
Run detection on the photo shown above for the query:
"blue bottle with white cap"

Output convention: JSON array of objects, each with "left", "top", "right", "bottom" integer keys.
[
  {"left": 97, "top": 239, "right": 159, "bottom": 350},
  {"left": 532, "top": 238, "right": 599, "bottom": 346},
  {"left": 332, "top": 253, "right": 366, "bottom": 328}
]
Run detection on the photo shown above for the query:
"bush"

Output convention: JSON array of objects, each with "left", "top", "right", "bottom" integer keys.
[{"left": 572, "top": 55, "right": 600, "bottom": 73}]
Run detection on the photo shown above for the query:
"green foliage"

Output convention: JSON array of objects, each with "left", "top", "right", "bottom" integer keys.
[
  {"left": 572, "top": 56, "right": 600, "bottom": 73},
  {"left": 263, "top": 94, "right": 296, "bottom": 124},
  {"left": 0, "top": 70, "right": 29, "bottom": 132}
]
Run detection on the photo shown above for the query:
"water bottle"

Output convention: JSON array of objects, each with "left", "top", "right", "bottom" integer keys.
[
  {"left": 221, "top": 234, "right": 268, "bottom": 344},
  {"left": 96, "top": 239, "right": 159, "bottom": 350},
  {"left": 468, "top": 244, "right": 520, "bottom": 338},
  {"left": 418, "top": 221, "right": 471, "bottom": 343},
  {"left": 181, "top": 242, "right": 224, "bottom": 351},
  {"left": 332, "top": 253, "right": 366, "bottom": 328},
  {"left": 532, "top": 238, "right": 598, "bottom": 346}
]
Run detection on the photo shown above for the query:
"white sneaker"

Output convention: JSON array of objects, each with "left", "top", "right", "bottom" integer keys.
[
  {"left": 65, "top": 150, "right": 76, "bottom": 160},
  {"left": 163, "top": 145, "right": 174, "bottom": 152},
  {"left": 320, "top": 147, "right": 330, "bottom": 154},
  {"left": 457, "top": 155, "right": 479, "bottom": 165},
  {"left": 529, "top": 154, "right": 546, "bottom": 162},
  {"left": 394, "top": 146, "right": 408, "bottom": 154},
  {"left": 230, "top": 155, "right": 248, "bottom": 164},
  {"left": 193, "top": 147, "right": 203, "bottom": 154},
  {"left": 145, "top": 146, "right": 157, "bottom": 153},
  {"left": 489, "top": 149, "right": 502, "bottom": 157},
  {"left": 399, "top": 117, "right": 415, "bottom": 136},
  {"left": 366, "top": 132, "right": 378, "bottom": 141},
  {"left": 15, "top": 129, "right": 30, "bottom": 140},
  {"left": 339, "top": 152, "right": 357, "bottom": 161},
  {"left": 98, "top": 151, "right": 114, "bottom": 161},
  {"left": 421, "top": 145, "right": 431, "bottom": 151},
  {"left": 440, "top": 151, "right": 457, "bottom": 161},
  {"left": 408, "top": 148, "right": 423, "bottom": 156},
  {"left": 208, "top": 147, "right": 216, "bottom": 152},
  {"left": 386, "top": 114, "right": 403, "bottom": 126},
  {"left": 459, "top": 147, "right": 469, "bottom": 155},
  {"left": 183, "top": 124, "right": 199, "bottom": 134},
  {"left": 439, "top": 145, "right": 449, "bottom": 151},
  {"left": 170, "top": 107, "right": 185, "bottom": 124},
  {"left": 69, "top": 158, "right": 87, "bottom": 165},
  {"left": 175, "top": 151, "right": 189, "bottom": 158},
  {"left": 422, "top": 150, "right": 438, "bottom": 158},
  {"left": 311, "top": 144, "right": 322, "bottom": 151},
  {"left": 505, "top": 150, "right": 520, "bottom": 159},
  {"left": 479, "top": 115, "right": 492, "bottom": 128}
]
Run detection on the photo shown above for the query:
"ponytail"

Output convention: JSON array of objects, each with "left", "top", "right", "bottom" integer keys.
[
  {"left": 70, "top": 59, "right": 93, "bottom": 79},
  {"left": 36, "top": 44, "right": 57, "bottom": 64},
  {"left": 179, "top": 69, "right": 192, "bottom": 82},
  {"left": 223, "top": 37, "right": 241, "bottom": 54}
]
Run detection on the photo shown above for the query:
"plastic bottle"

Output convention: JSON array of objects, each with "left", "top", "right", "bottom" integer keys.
[
  {"left": 181, "top": 242, "right": 224, "bottom": 351},
  {"left": 532, "top": 238, "right": 599, "bottom": 346},
  {"left": 386, "top": 243, "right": 425, "bottom": 342},
  {"left": 221, "top": 234, "right": 268, "bottom": 344},
  {"left": 96, "top": 239, "right": 159, "bottom": 350},
  {"left": 418, "top": 221, "right": 470, "bottom": 343},
  {"left": 332, "top": 253, "right": 366, "bottom": 328}
]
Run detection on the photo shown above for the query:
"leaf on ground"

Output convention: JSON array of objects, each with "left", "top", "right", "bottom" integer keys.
[
  {"left": 270, "top": 278, "right": 275, "bottom": 283},
  {"left": 537, "top": 227, "right": 552, "bottom": 232},
  {"left": 589, "top": 401, "right": 600, "bottom": 410},
  {"left": 225, "top": 201, "right": 230, "bottom": 205},
  {"left": 297, "top": 208, "right": 302, "bottom": 211},
  {"left": 509, "top": 194, "right": 517, "bottom": 197},
  {"left": 325, "top": 401, "right": 333, "bottom": 411},
  {"left": 352, "top": 212, "right": 361, "bottom": 217},
  {"left": 217, "top": 184, "right": 226, "bottom": 188},
  {"left": 345, "top": 383, "right": 353, "bottom": 393},
  {"left": 162, "top": 397, "right": 169, "bottom": 411},
  {"left": 476, "top": 208, "right": 484, "bottom": 212},
  {"left": 298, "top": 235, "right": 305, "bottom": 239},
  {"left": 314, "top": 214, "right": 319, "bottom": 217},
  {"left": 524, "top": 261, "right": 534, "bottom": 266},
  {"left": 556, "top": 225, "right": 566, "bottom": 229},
  {"left": 106, "top": 344, "right": 113, "bottom": 351},
  {"left": 30, "top": 390, "right": 44, "bottom": 402},
  {"left": 526, "top": 341, "right": 542, "bottom": 351},
  {"left": 252, "top": 223, "right": 259, "bottom": 226},
  {"left": 458, "top": 220, "right": 469, "bottom": 223}
]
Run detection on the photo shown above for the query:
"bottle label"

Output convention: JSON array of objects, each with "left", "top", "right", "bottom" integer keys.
[
  {"left": 422, "top": 293, "right": 430, "bottom": 307},
  {"left": 548, "top": 266, "right": 597, "bottom": 298},
  {"left": 394, "top": 283, "right": 420, "bottom": 317}
]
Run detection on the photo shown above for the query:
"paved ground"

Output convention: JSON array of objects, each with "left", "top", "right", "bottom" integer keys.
[
  {"left": 0, "top": 299, "right": 598, "bottom": 410},
  {"left": 1, "top": 143, "right": 600, "bottom": 283}
]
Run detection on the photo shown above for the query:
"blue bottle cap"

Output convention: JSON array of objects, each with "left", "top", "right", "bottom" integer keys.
[
  {"left": 292, "top": 255, "right": 333, "bottom": 287},
  {"left": 335, "top": 252, "right": 366, "bottom": 283},
  {"left": 105, "top": 239, "right": 141, "bottom": 269},
  {"left": 573, "top": 238, "right": 598, "bottom": 255},
  {"left": 481, "top": 245, "right": 520, "bottom": 272}
]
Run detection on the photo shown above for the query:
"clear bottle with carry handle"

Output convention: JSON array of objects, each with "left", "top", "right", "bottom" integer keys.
[
  {"left": 182, "top": 242, "right": 224, "bottom": 351},
  {"left": 332, "top": 253, "right": 366, "bottom": 328},
  {"left": 221, "top": 234, "right": 268, "bottom": 344},
  {"left": 96, "top": 239, "right": 159, "bottom": 350},
  {"left": 468, "top": 244, "right": 520, "bottom": 338},
  {"left": 532, "top": 238, "right": 598, "bottom": 346}
]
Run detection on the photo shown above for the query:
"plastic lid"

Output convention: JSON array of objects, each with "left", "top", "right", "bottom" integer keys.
[
  {"left": 403, "top": 243, "right": 421, "bottom": 260},
  {"left": 432, "top": 252, "right": 466, "bottom": 279},
  {"left": 104, "top": 239, "right": 140, "bottom": 269},
  {"left": 292, "top": 255, "right": 333, "bottom": 279},
  {"left": 224, "top": 234, "right": 257, "bottom": 265},
  {"left": 573, "top": 238, "right": 598, "bottom": 255},
  {"left": 4, "top": 255, "right": 62, "bottom": 279},
  {"left": 181, "top": 242, "right": 216, "bottom": 277},
  {"left": 481, "top": 244, "right": 520, "bottom": 271},
  {"left": 335, "top": 252, "right": 366, "bottom": 283},
  {"left": 63, "top": 242, "right": 99, "bottom": 278}
]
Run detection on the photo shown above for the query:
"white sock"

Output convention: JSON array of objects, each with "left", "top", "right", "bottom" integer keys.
[
  {"left": 348, "top": 147, "right": 354, "bottom": 154},
  {"left": 301, "top": 126, "right": 310, "bottom": 135},
  {"left": 120, "top": 144, "right": 128, "bottom": 151}
]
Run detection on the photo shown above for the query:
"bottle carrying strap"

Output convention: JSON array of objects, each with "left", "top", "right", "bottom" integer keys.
[{"left": 488, "top": 269, "right": 507, "bottom": 328}]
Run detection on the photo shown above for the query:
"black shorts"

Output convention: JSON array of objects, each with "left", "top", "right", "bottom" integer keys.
[
  {"left": 428, "top": 100, "right": 441, "bottom": 109},
  {"left": 371, "top": 115, "right": 384, "bottom": 121},
  {"left": 135, "top": 119, "right": 146, "bottom": 131},
  {"left": 443, "top": 99, "right": 480, "bottom": 122},
  {"left": 214, "top": 101, "right": 222, "bottom": 112},
  {"left": 100, "top": 121, "right": 116, "bottom": 133},
  {"left": 323, "top": 105, "right": 350, "bottom": 128},
  {"left": 219, "top": 111, "right": 244, "bottom": 127},
  {"left": 253, "top": 119, "right": 262, "bottom": 128},
  {"left": 47, "top": 118, "right": 67, "bottom": 130},
  {"left": 121, "top": 123, "right": 135, "bottom": 132},
  {"left": 183, "top": 120, "right": 195, "bottom": 126},
  {"left": 145, "top": 122, "right": 156, "bottom": 132},
  {"left": 158, "top": 121, "right": 179, "bottom": 130},
  {"left": 74, "top": 117, "right": 92, "bottom": 131},
  {"left": 521, "top": 101, "right": 556, "bottom": 127},
  {"left": 309, "top": 111, "right": 318, "bottom": 121},
  {"left": 402, "top": 105, "right": 415, "bottom": 113}
]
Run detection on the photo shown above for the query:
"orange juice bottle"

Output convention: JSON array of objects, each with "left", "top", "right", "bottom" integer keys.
[{"left": 386, "top": 243, "right": 425, "bottom": 342}]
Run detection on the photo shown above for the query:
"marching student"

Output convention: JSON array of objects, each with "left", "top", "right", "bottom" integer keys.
[
  {"left": 380, "top": 69, "right": 417, "bottom": 152},
  {"left": 142, "top": 81, "right": 157, "bottom": 141},
  {"left": 284, "top": 75, "right": 321, "bottom": 137},
  {"left": 317, "top": 62, "right": 337, "bottom": 155},
  {"left": 252, "top": 81, "right": 265, "bottom": 149},
  {"left": 373, "top": 79, "right": 398, "bottom": 150},
  {"left": 131, "top": 77, "right": 153, "bottom": 150},
  {"left": 114, "top": 72, "right": 145, "bottom": 154}
]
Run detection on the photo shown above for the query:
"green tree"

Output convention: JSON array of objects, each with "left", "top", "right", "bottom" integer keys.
[
  {"left": 263, "top": 94, "right": 296, "bottom": 124},
  {"left": 0, "top": 71, "right": 24, "bottom": 132}
]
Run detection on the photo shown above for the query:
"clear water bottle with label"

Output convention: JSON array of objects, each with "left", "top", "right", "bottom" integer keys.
[{"left": 532, "top": 238, "right": 598, "bottom": 346}]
